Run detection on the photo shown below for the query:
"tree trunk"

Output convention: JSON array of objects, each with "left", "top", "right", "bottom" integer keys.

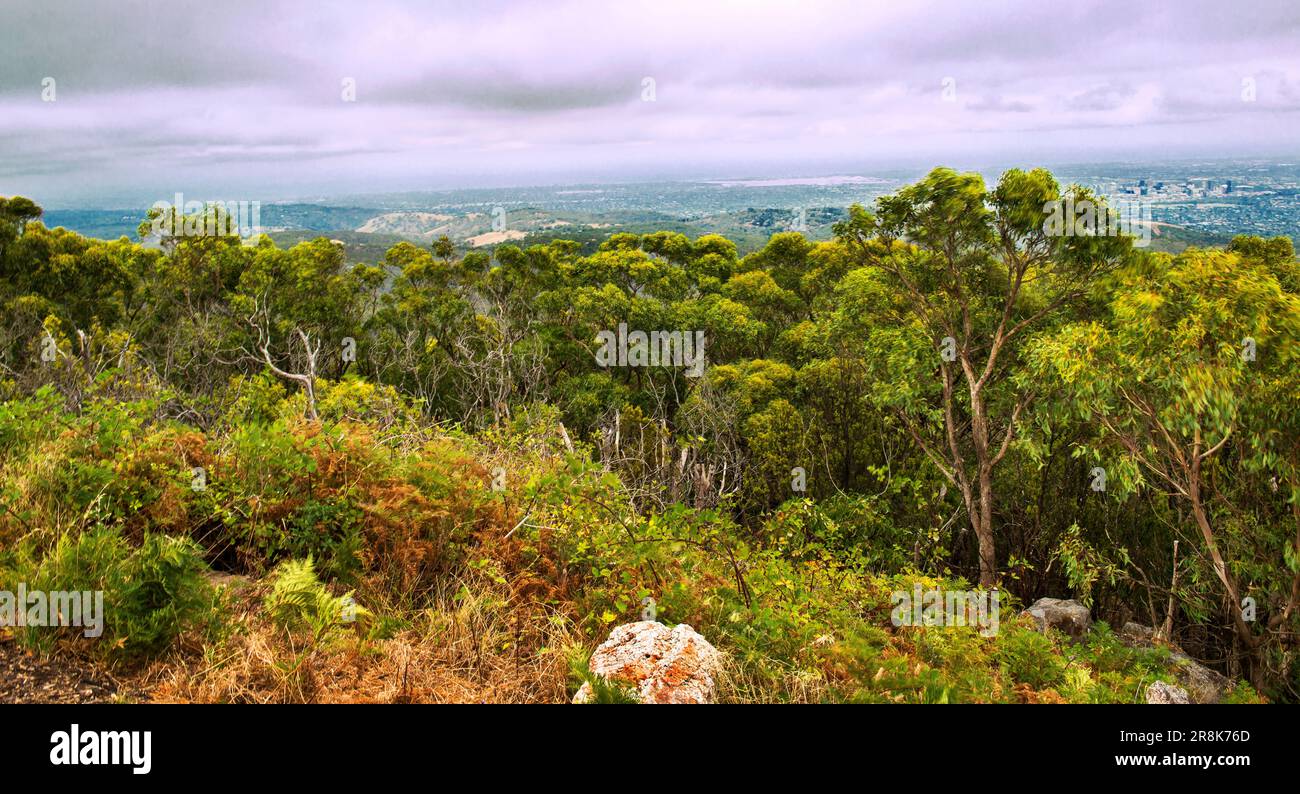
[
  {"left": 1186, "top": 468, "right": 1260, "bottom": 687},
  {"left": 975, "top": 466, "right": 997, "bottom": 586},
  {"left": 969, "top": 384, "right": 997, "bottom": 586}
]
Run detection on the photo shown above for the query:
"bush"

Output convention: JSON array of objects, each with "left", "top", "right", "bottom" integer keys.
[
  {"left": 6, "top": 526, "right": 216, "bottom": 661},
  {"left": 994, "top": 623, "right": 1067, "bottom": 691}
]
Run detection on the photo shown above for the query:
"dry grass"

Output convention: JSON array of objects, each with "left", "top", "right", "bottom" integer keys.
[
  {"left": 715, "top": 658, "right": 831, "bottom": 704},
  {"left": 141, "top": 575, "right": 582, "bottom": 704}
]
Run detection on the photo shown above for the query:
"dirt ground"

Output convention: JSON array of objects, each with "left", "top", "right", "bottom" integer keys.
[{"left": 0, "top": 634, "right": 135, "bottom": 703}]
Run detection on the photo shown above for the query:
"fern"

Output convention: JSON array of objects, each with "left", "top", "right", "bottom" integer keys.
[
  {"left": 568, "top": 649, "right": 640, "bottom": 704},
  {"left": 264, "top": 557, "right": 370, "bottom": 642}
]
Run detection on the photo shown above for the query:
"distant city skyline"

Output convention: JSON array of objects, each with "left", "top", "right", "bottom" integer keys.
[{"left": 2, "top": 0, "right": 1299, "bottom": 207}]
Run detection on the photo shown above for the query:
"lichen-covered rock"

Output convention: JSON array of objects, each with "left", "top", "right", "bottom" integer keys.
[
  {"left": 1119, "top": 621, "right": 1154, "bottom": 645},
  {"left": 1118, "top": 621, "right": 1228, "bottom": 703},
  {"left": 1146, "top": 681, "right": 1190, "bottom": 704},
  {"left": 1023, "top": 598, "right": 1092, "bottom": 639},
  {"left": 572, "top": 621, "right": 722, "bottom": 704},
  {"left": 1168, "top": 652, "right": 1228, "bottom": 704}
]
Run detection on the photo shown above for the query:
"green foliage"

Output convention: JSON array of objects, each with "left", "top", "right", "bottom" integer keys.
[
  {"left": 3, "top": 527, "right": 216, "bottom": 661},
  {"left": 567, "top": 649, "right": 640, "bottom": 704},
  {"left": 1054, "top": 523, "right": 1129, "bottom": 607},
  {"left": 3, "top": 178, "right": 1296, "bottom": 700},
  {"left": 995, "top": 624, "right": 1067, "bottom": 690},
  {"left": 264, "top": 557, "right": 369, "bottom": 641}
]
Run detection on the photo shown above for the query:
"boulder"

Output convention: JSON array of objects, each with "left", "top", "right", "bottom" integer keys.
[
  {"left": 1119, "top": 621, "right": 1154, "bottom": 645},
  {"left": 573, "top": 621, "right": 722, "bottom": 704},
  {"left": 1168, "top": 651, "right": 1228, "bottom": 704},
  {"left": 1118, "top": 621, "right": 1228, "bottom": 704},
  {"left": 1022, "top": 598, "right": 1092, "bottom": 639},
  {"left": 1145, "top": 681, "right": 1190, "bottom": 704}
]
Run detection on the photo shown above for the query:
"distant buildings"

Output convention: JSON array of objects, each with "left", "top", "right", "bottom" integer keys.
[{"left": 1074, "top": 166, "right": 1297, "bottom": 242}]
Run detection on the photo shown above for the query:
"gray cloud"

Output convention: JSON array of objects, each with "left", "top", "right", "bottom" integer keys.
[
  {"left": 1066, "top": 83, "right": 1138, "bottom": 112},
  {"left": 1, "top": 0, "right": 1299, "bottom": 205},
  {"left": 967, "top": 96, "right": 1035, "bottom": 113}
]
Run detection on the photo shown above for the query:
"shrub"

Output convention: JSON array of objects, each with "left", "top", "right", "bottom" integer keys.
[
  {"left": 994, "top": 623, "right": 1067, "bottom": 691},
  {"left": 7, "top": 526, "right": 216, "bottom": 661}
]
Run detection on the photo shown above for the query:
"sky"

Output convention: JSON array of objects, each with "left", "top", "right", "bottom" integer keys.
[{"left": 1, "top": 0, "right": 1299, "bottom": 207}]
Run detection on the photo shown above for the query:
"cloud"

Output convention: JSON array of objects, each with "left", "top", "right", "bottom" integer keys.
[
  {"left": 1, "top": 0, "right": 1299, "bottom": 205},
  {"left": 1066, "top": 83, "right": 1138, "bottom": 112},
  {"left": 967, "top": 96, "right": 1035, "bottom": 113}
]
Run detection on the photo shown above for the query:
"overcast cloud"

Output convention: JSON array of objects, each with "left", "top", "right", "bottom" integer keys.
[{"left": 2, "top": 0, "right": 1298, "bottom": 205}]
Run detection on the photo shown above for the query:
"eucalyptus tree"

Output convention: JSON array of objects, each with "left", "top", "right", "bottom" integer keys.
[
  {"left": 1030, "top": 243, "right": 1300, "bottom": 688},
  {"left": 834, "top": 167, "right": 1132, "bottom": 585},
  {"left": 232, "top": 238, "right": 384, "bottom": 420}
]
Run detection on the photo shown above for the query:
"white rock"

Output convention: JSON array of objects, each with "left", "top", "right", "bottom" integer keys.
[
  {"left": 1146, "top": 681, "right": 1191, "bottom": 704},
  {"left": 573, "top": 621, "right": 722, "bottom": 704}
]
